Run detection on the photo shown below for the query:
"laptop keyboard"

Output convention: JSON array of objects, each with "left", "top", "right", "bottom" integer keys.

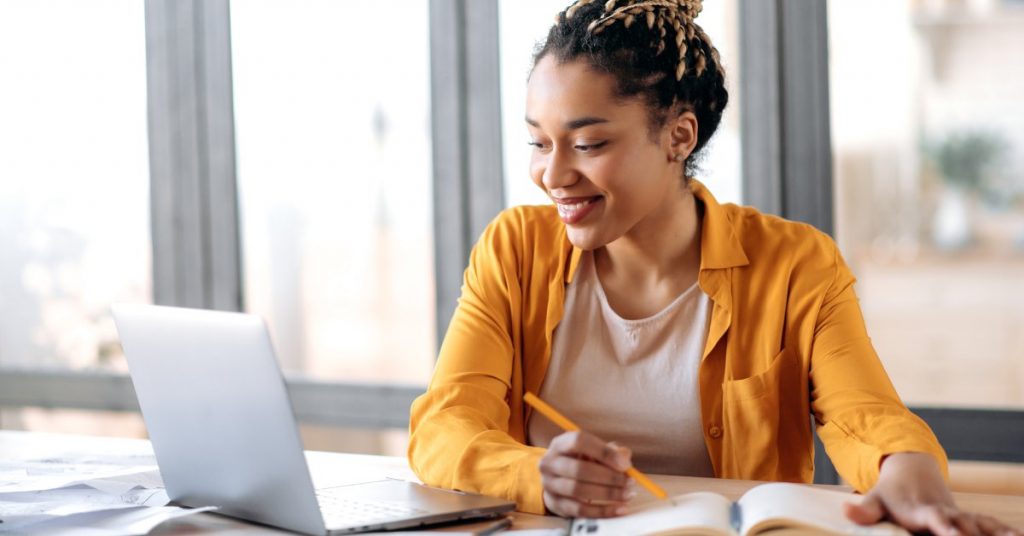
[{"left": 316, "top": 489, "right": 430, "bottom": 527}]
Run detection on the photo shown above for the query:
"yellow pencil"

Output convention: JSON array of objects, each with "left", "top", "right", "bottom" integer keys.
[{"left": 523, "top": 391, "right": 669, "bottom": 501}]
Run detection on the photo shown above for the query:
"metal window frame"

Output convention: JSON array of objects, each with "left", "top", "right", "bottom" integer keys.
[
  {"left": 0, "top": 369, "right": 424, "bottom": 430},
  {"left": 911, "top": 407, "right": 1024, "bottom": 464},
  {"left": 430, "top": 0, "right": 506, "bottom": 344},
  {"left": 740, "top": 0, "right": 833, "bottom": 235},
  {"left": 0, "top": 0, "right": 505, "bottom": 432},
  {"left": 146, "top": 0, "right": 243, "bottom": 311}
]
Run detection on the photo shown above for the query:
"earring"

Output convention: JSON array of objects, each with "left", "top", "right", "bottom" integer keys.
[{"left": 674, "top": 154, "right": 685, "bottom": 162}]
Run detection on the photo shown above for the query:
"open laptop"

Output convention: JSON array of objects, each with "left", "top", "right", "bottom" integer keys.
[{"left": 111, "top": 304, "right": 515, "bottom": 535}]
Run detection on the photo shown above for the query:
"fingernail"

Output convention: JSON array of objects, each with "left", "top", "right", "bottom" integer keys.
[
  {"left": 625, "top": 490, "right": 637, "bottom": 500},
  {"left": 614, "top": 506, "right": 628, "bottom": 516}
]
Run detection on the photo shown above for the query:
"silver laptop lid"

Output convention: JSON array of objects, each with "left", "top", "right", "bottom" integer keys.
[{"left": 112, "top": 304, "right": 326, "bottom": 535}]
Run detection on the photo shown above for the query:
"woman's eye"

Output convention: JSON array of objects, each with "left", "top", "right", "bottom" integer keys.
[{"left": 574, "top": 141, "right": 607, "bottom": 152}]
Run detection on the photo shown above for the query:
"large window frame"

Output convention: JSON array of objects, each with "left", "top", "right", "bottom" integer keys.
[{"left": 2, "top": 1, "right": 1022, "bottom": 476}]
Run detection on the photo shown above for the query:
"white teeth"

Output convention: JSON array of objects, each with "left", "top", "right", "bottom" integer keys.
[{"left": 556, "top": 198, "right": 596, "bottom": 218}]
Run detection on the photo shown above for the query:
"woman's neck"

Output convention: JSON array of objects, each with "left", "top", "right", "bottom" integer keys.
[{"left": 596, "top": 185, "right": 702, "bottom": 288}]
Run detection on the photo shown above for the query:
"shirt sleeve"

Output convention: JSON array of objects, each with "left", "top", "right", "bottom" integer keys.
[
  {"left": 407, "top": 212, "right": 548, "bottom": 514},
  {"left": 809, "top": 242, "right": 949, "bottom": 492}
]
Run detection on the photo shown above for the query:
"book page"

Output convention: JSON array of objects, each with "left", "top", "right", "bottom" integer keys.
[
  {"left": 737, "top": 483, "right": 910, "bottom": 536},
  {"left": 570, "top": 491, "right": 735, "bottom": 536}
]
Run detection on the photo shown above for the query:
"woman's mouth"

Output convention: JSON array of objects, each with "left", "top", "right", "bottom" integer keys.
[{"left": 555, "top": 196, "right": 602, "bottom": 224}]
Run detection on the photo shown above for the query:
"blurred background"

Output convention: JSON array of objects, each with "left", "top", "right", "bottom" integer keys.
[{"left": 0, "top": 0, "right": 1021, "bottom": 495}]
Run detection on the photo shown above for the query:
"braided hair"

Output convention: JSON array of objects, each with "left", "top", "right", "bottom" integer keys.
[{"left": 533, "top": 0, "right": 729, "bottom": 177}]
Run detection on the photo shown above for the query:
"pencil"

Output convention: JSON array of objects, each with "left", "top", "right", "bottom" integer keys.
[{"left": 523, "top": 391, "right": 669, "bottom": 501}]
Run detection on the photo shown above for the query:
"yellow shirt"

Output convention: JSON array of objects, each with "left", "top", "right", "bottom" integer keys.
[{"left": 408, "top": 180, "right": 947, "bottom": 514}]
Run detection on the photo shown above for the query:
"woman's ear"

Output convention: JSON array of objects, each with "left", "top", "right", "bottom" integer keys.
[{"left": 667, "top": 110, "right": 699, "bottom": 163}]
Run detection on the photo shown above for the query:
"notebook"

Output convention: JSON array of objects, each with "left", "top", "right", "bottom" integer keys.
[
  {"left": 569, "top": 482, "right": 909, "bottom": 536},
  {"left": 111, "top": 304, "right": 514, "bottom": 535}
]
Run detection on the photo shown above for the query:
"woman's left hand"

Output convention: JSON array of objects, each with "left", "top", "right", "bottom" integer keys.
[{"left": 843, "top": 452, "right": 1022, "bottom": 536}]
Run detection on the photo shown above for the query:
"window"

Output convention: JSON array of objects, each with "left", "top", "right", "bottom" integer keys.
[
  {"left": 231, "top": 0, "right": 436, "bottom": 386},
  {"left": 829, "top": 0, "right": 1024, "bottom": 492},
  {"left": 498, "top": 0, "right": 743, "bottom": 208},
  {"left": 0, "top": 1, "right": 150, "bottom": 434},
  {"left": 0, "top": 0, "right": 151, "bottom": 372}
]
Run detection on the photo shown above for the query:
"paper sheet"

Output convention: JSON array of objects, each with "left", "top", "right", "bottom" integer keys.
[
  {"left": 0, "top": 457, "right": 160, "bottom": 494},
  {"left": 0, "top": 485, "right": 170, "bottom": 529},
  {"left": 0, "top": 452, "right": 206, "bottom": 534},
  {"left": 4, "top": 505, "right": 217, "bottom": 536}
]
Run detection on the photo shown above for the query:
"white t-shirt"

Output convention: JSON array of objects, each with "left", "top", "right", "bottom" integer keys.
[{"left": 527, "top": 251, "right": 715, "bottom": 476}]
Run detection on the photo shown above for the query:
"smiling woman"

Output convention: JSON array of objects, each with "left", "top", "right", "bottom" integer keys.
[
  {"left": 408, "top": 1, "right": 1019, "bottom": 535},
  {"left": 498, "top": 0, "right": 742, "bottom": 208}
]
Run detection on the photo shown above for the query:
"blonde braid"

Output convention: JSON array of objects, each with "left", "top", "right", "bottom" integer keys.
[{"left": 562, "top": 0, "right": 602, "bottom": 21}]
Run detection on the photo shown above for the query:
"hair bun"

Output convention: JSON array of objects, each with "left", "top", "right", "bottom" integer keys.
[
  {"left": 568, "top": 0, "right": 703, "bottom": 24},
  {"left": 569, "top": 0, "right": 704, "bottom": 22}
]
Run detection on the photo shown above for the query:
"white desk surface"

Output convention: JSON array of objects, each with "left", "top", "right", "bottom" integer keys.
[{"left": 2, "top": 430, "right": 1022, "bottom": 534}]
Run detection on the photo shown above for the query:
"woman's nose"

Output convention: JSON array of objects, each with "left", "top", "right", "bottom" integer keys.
[{"left": 540, "top": 149, "right": 577, "bottom": 191}]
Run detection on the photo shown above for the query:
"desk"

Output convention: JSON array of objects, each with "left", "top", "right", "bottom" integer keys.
[{"left": 2, "top": 431, "right": 1022, "bottom": 533}]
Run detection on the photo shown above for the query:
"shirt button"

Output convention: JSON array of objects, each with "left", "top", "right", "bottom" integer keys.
[{"left": 709, "top": 425, "right": 723, "bottom": 439}]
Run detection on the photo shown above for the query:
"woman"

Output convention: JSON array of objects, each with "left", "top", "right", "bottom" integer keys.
[{"left": 409, "top": 1, "right": 1019, "bottom": 534}]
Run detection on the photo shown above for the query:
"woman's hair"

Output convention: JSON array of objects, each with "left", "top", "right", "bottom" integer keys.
[{"left": 533, "top": 0, "right": 728, "bottom": 176}]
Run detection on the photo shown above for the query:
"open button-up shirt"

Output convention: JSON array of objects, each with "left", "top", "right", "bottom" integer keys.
[{"left": 408, "top": 180, "right": 947, "bottom": 514}]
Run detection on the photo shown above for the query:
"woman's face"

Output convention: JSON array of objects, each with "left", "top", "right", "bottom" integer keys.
[{"left": 526, "top": 55, "right": 688, "bottom": 251}]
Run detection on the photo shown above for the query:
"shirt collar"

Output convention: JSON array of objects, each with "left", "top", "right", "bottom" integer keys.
[{"left": 691, "top": 179, "right": 749, "bottom": 271}]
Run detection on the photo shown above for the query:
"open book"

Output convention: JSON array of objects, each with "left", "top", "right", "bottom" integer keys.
[{"left": 570, "top": 482, "right": 910, "bottom": 536}]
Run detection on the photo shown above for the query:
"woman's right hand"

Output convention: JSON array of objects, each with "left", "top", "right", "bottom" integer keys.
[{"left": 538, "top": 430, "right": 637, "bottom": 518}]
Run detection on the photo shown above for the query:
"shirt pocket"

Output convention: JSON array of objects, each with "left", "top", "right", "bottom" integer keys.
[{"left": 720, "top": 347, "right": 805, "bottom": 481}]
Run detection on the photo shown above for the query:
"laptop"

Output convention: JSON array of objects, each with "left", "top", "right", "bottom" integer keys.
[{"left": 111, "top": 304, "right": 515, "bottom": 535}]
